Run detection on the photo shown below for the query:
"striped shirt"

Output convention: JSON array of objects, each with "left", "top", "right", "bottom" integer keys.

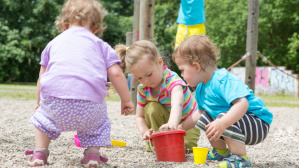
[{"left": 137, "top": 66, "right": 197, "bottom": 120}]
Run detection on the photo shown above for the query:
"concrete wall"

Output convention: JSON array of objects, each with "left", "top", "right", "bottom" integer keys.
[{"left": 230, "top": 67, "right": 299, "bottom": 97}]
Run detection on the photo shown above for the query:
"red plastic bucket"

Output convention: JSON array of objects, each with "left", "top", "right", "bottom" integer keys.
[{"left": 149, "top": 130, "right": 186, "bottom": 162}]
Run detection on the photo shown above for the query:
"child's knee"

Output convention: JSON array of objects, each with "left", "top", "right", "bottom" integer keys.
[
  {"left": 144, "top": 102, "right": 168, "bottom": 118},
  {"left": 144, "top": 102, "right": 161, "bottom": 117},
  {"left": 184, "top": 127, "right": 201, "bottom": 152}
]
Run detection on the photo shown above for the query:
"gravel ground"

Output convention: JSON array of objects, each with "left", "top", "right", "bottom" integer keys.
[{"left": 0, "top": 99, "right": 298, "bottom": 168}]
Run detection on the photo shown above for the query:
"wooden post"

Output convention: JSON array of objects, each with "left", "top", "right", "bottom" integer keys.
[
  {"left": 133, "top": 0, "right": 140, "bottom": 42},
  {"left": 130, "top": 0, "right": 155, "bottom": 114},
  {"left": 130, "top": 0, "right": 141, "bottom": 114},
  {"left": 126, "top": 32, "right": 133, "bottom": 46},
  {"left": 245, "top": 0, "right": 259, "bottom": 92},
  {"left": 126, "top": 32, "right": 133, "bottom": 74},
  {"left": 126, "top": 32, "right": 136, "bottom": 114},
  {"left": 139, "top": 0, "right": 155, "bottom": 41}
]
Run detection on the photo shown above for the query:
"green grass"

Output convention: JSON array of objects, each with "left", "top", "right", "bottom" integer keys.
[
  {"left": 0, "top": 84, "right": 36, "bottom": 100},
  {"left": 257, "top": 94, "right": 299, "bottom": 108},
  {"left": 0, "top": 84, "right": 120, "bottom": 101},
  {"left": 104, "top": 91, "right": 121, "bottom": 101},
  {"left": 0, "top": 84, "right": 298, "bottom": 107}
]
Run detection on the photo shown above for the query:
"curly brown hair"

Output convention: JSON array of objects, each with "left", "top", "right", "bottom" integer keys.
[
  {"left": 55, "top": 0, "right": 106, "bottom": 36},
  {"left": 172, "top": 35, "right": 220, "bottom": 71}
]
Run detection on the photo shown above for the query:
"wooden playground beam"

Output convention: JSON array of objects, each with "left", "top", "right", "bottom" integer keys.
[
  {"left": 139, "top": 0, "right": 155, "bottom": 41},
  {"left": 129, "top": 0, "right": 140, "bottom": 115},
  {"left": 129, "top": 0, "right": 155, "bottom": 114},
  {"left": 245, "top": 0, "right": 259, "bottom": 92},
  {"left": 126, "top": 32, "right": 133, "bottom": 48},
  {"left": 133, "top": 0, "right": 140, "bottom": 42}
]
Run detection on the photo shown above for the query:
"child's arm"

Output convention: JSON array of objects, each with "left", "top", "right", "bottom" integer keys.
[
  {"left": 159, "top": 85, "right": 184, "bottom": 131},
  {"left": 135, "top": 104, "right": 153, "bottom": 140},
  {"left": 206, "top": 97, "right": 249, "bottom": 141},
  {"left": 107, "top": 64, "right": 134, "bottom": 115},
  {"left": 35, "top": 65, "right": 47, "bottom": 111},
  {"left": 178, "top": 109, "right": 204, "bottom": 131}
]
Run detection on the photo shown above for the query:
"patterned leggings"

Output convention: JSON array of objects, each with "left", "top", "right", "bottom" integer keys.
[{"left": 196, "top": 111, "right": 270, "bottom": 145}]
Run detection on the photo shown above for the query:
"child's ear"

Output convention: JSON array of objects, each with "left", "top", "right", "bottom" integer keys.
[
  {"left": 192, "top": 62, "right": 201, "bottom": 72},
  {"left": 92, "top": 29, "right": 98, "bottom": 34},
  {"left": 158, "top": 57, "right": 163, "bottom": 66}
]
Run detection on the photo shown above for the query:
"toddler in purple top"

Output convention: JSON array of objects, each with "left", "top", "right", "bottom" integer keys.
[{"left": 25, "top": 0, "right": 134, "bottom": 167}]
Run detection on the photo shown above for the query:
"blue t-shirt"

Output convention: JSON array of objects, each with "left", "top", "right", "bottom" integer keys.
[
  {"left": 177, "top": 0, "right": 206, "bottom": 25},
  {"left": 195, "top": 68, "right": 273, "bottom": 125}
]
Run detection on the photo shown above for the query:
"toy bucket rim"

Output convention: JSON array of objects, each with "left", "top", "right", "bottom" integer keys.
[{"left": 149, "top": 130, "right": 186, "bottom": 141}]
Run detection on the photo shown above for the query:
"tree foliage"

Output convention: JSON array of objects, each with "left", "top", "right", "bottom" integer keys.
[
  {"left": 0, "top": 0, "right": 298, "bottom": 83},
  {"left": 154, "top": 0, "right": 299, "bottom": 75},
  {"left": 153, "top": 1, "right": 179, "bottom": 70},
  {"left": 258, "top": 0, "right": 299, "bottom": 72},
  {"left": 204, "top": 0, "right": 248, "bottom": 68},
  {"left": 0, "top": 0, "right": 63, "bottom": 82},
  {"left": 0, "top": 0, "right": 133, "bottom": 82}
]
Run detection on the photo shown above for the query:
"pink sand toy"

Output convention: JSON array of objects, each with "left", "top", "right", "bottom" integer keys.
[
  {"left": 74, "top": 135, "right": 126, "bottom": 147},
  {"left": 74, "top": 135, "right": 83, "bottom": 147}
]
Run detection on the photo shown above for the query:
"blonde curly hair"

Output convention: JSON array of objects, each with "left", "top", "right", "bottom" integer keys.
[
  {"left": 172, "top": 35, "right": 220, "bottom": 71},
  {"left": 115, "top": 40, "right": 160, "bottom": 73},
  {"left": 55, "top": 0, "right": 106, "bottom": 36}
]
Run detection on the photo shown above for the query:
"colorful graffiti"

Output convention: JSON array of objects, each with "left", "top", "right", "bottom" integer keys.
[
  {"left": 230, "top": 67, "right": 298, "bottom": 97},
  {"left": 255, "top": 67, "right": 270, "bottom": 88}
]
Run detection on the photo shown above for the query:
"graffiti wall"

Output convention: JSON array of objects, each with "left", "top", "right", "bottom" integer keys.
[{"left": 230, "top": 67, "right": 299, "bottom": 97}]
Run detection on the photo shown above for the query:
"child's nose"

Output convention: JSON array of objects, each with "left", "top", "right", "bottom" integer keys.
[{"left": 144, "top": 77, "right": 150, "bottom": 83}]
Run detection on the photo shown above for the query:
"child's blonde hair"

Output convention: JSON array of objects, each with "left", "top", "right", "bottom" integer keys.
[
  {"left": 115, "top": 40, "right": 160, "bottom": 73},
  {"left": 172, "top": 35, "right": 220, "bottom": 71},
  {"left": 55, "top": 0, "right": 106, "bottom": 36}
]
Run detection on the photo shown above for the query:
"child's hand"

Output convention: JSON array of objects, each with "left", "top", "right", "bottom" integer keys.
[
  {"left": 121, "top": 101, "right": 134, "bottom": 116},
  {"left": 142, "top": 129, "right": 153, "bottom": 140},
  {"left": 159, "top": 123, "right": 177, "bottom": 131},
  {"left": 177, "top": 124, "right": 183, "bottom": 130},
  {"left": 34, "top": 104, "right": 40, "bottom": 112},
  {"left": 205, "top": 119, "right": 226, "bottom": 141}
]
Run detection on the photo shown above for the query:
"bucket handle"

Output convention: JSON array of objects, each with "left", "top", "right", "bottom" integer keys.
[
  {"left": 147, "top": 140, "right": 156, "bottom": 155},
  {"left": 148, "top": 140, "right": 159, "bottom": 162}
]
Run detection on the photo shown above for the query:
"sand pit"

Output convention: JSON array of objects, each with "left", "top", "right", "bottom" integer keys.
[{"left": 0, "top": 99, "right": 298, "bottom": 167}]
